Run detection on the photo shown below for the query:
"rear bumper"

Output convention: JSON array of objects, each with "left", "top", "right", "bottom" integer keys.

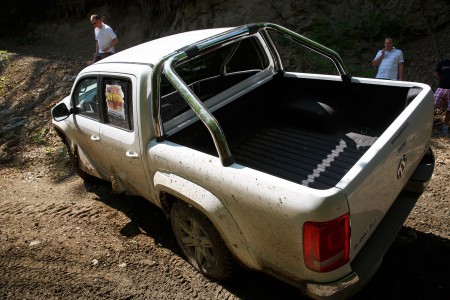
[
  {"left": 302, "top": 147, "right": 435, "bottom": 299},
  {"left": 302, "top": 271, "right": 361, "bottom": 300}
]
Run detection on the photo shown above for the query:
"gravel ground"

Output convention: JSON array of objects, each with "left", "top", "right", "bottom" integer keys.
[{"left": 0, "top": 32, "right": 449, "bottom": 299}]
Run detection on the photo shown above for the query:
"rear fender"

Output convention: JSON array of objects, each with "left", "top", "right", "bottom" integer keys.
[{"left": 153, "top": 171, "right": 256, "bottom": 268}]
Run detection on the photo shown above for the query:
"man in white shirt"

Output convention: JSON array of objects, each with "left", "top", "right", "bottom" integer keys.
[
  {"left": 90, "top": 14, "right": 119, "bottom": 63},
  {"left": 373, "top": 37, "right": 404, "bottom": 81}
]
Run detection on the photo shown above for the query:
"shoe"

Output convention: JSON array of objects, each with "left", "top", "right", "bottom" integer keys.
[{"left": 443, "top": 126, "right": 449, "bottom": 133}]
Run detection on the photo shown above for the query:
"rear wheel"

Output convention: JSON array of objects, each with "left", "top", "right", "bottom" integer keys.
[{"left": 170, "top": 201, "right": 236, "bottom": 281}]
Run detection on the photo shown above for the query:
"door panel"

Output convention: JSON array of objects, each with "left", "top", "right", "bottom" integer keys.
[
  {"left": 70, "top": 77, "right": 110, "bottom": 179},
  {"left": 98, "top": 76, "right": 150, "bottom": 195}
]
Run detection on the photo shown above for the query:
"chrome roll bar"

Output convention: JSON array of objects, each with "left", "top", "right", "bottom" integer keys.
[{"left": 151, "top": 23, "right": 350, "bottom": 166}]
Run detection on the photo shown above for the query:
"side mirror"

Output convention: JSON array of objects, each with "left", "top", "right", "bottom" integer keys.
[{"left": 51, "top": 103, "right": 71, "bottom": 121}]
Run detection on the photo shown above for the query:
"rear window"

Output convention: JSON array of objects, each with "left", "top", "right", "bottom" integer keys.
[{"left": 160, "top": 36, "right": 269, "bottom": 122}]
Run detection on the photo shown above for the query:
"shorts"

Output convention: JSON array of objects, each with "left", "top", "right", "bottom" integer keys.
[{"left": 434, "top": 88, "right": 450, "bottom": 111}]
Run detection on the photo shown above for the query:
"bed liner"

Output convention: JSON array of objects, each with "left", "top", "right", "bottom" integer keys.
[{"left": 231, "top": 126, "right": 378, "bottom": 189}]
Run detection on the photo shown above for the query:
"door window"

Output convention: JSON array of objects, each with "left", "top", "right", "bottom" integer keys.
[
  {"left": 102, "top": 78, "right": 133, "bottom": 131},
  {"left": 73, "top": 77, "right": 99, "bottom": 120}
]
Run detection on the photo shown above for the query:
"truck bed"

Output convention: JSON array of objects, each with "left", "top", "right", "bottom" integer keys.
[
  {"left": 167, "top": 75, "right": 416, "bottom": 189},
  {"left": 231, "top": 126, "right": 377, "bottom": 189}
]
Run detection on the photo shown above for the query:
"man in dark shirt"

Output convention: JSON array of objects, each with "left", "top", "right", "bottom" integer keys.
[{"left": 434, "top": 59, "right": 450, "bottom": 132}]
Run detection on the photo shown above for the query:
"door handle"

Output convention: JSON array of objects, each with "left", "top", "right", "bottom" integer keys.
[
  {"left": 91, "top": 135, "right": 100, "bottom": 141},
  {"left": 126, "top": 150, "right": 139, "bottom": 159}
]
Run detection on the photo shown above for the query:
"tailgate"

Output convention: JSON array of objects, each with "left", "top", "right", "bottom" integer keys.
[{"left": 335, "top": 83, "right": 434, "bottom": 260}]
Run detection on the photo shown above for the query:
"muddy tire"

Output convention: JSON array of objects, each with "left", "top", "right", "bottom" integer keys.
[
  {"left": 68, "top": 147, "right": 95, "bottom": 181},
  {"left": 170, "top": 201, "right": 236, "bottom": 281}
]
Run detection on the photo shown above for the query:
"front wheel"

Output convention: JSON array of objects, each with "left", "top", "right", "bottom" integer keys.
[
  {"left": 170, "top": 201, "right": 236, "bottom": 281},
  {"left": 54, "top": 128, "right": 95, "bottom": 181},
  {"left": 68, "top": 147, "right": 95, "bottom": 181}
]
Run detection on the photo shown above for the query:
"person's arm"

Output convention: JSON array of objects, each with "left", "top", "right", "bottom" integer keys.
[
  {"left": 372, "top": 50, "right": 385, "bottom": 67},
  {"left": 398, "top": 62, "right": 404, "bottom": 81},
  {"left": 104, "top": 37, "right": 118, "bottom": 52},
  {"left": 95, "top": 41, "right": 99, "bottom": 54},
  {"left": 111, "top": 37, "right": 118, "bottom": 47}
]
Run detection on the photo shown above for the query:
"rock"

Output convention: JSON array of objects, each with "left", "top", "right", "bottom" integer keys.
[
  {"left": 29, "top": 240, "right": 41, "bottom": 247},
  {"left": 43, "top": 95, "right": 55, "bottom": 106},
  {"left": 0, "top": 108, "right": 15, "bottom": 118}
]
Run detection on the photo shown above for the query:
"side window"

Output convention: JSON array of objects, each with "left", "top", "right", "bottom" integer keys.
[
  {"left": 102, "top": 78, "right": 133, "bottom": 131},
  {"left": 73, "top": 77, "right": 99, "bottom": 120}
]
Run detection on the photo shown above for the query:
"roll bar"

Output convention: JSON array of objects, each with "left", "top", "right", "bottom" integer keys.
[{"left": 151, "top": 23, "right": 350, "bottom": 166}]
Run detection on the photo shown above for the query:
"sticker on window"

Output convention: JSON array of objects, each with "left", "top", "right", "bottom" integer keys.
[{"left": 105, "top": 84, "right": 125, "bottom": 120}]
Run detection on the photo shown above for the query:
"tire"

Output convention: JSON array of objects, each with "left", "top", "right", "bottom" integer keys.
[
  {"left": 68, "top": 147, "right": 95, "bottom": 181},
  {"left": 170, "top": 201, "right": 236, "bottom": 281}
]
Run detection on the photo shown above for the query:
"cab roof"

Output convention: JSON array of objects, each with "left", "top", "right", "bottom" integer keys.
[{"left": 96, "top": 27, "right": 234, "bottom": 66}]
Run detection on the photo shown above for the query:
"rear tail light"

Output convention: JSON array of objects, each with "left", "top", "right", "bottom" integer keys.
[{"left": 303, "top": 213, "right": 350, "bottom": 272}]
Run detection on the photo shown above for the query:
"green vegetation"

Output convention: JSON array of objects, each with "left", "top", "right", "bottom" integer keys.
[
  {"left": 310, "top": 11, "right": 412, "bottom": 51},
  {"left": 0, "top": 50, "right": 9, "bottom": 93},
  {"left": 308, "top": 11, "right": 415, "bottom": 77},
  {"left": 32, "top": 128, "right": 49, "bottom": 145},
  {"left": 271, "top": 12, "right": 418, "bottom": 78},
  {"left": 271, "top": 11, "right": 418, "bottom": 78}
]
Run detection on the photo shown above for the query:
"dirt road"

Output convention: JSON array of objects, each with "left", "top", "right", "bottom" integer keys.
[
  {"left": 1, "top": 42, "right": 450, "bottom": 299},
  {"left": 0, "top": 134, "right": 449, "bottom": 299},
  {"left": 0, "top": 168, "right": 304, "bottom": 299}
]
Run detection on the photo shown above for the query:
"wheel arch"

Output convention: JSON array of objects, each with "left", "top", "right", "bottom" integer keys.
[
  {"left": 53, "top": 126, "right": 100, "bottom": 181},
  {"left": 52, "top": 126, "right": 68, "bottom": 146},
  {"left": 153, "top": 171, "right": 256, "bottom": 269}
]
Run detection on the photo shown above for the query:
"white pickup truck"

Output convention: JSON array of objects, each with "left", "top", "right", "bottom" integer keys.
[{"left": 51, "top": 23, "right": 435, "bottom": 299}]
